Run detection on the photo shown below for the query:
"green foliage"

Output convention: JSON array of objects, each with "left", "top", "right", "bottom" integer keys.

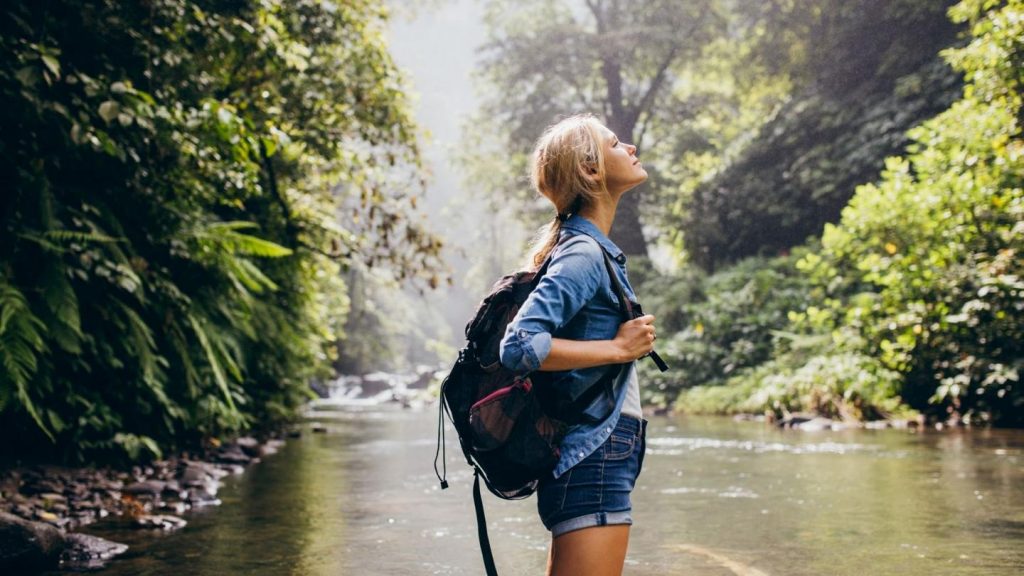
[
  {"left": 796, "top": 0, "right": 1024, "bottom": 422},
  {"left": 0, "top": 279, "right": 50, "bottom": 437},
  {"left": 711, "top": 0, "right": 1024, "bottom": 425},
  {"left": 680, "top": 0, "right": 963, "bottom": 270},
  {"left": 658, "top": 0, "right": 1023, "bottom": 427},
  {"left": 0, "top": 0, "right": 443, "bottom": 462},
  {"left": 635, "top": 253, "right": 814, "bottom": 406},
  {"left": 679, "top": 351, "right": 913, "bottom": 422}
]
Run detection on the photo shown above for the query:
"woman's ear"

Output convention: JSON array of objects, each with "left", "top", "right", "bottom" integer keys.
[{"left": 579, "top": 162, "right": 600, "bottom": 181}]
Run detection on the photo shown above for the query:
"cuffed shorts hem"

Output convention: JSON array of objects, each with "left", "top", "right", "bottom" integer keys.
[{"left": 549, "top": 510, "right": 633, "bottom": 538}]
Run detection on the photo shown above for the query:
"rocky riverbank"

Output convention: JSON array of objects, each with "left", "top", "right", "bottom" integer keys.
[
  {"left": 0, "top": 368, "right": 443, "bottom": 573},
  {"left": 0, "top": 435, "right": 286, "bottom": 573}
]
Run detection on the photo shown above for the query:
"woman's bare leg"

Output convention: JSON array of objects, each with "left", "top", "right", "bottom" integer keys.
[{"left": 546, "top": 525, "right": 630, "bottom": 576}]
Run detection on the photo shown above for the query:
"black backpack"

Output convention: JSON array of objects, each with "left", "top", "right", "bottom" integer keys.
[{"left": 434, "top": 237, "right": 667, "bottom": 575}]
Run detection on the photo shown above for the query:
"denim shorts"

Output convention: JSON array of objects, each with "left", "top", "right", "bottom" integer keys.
[{"left": 537, "top": 416, "right": 647, "bottom": 537}]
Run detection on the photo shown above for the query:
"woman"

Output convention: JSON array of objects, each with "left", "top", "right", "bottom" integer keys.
[{"left": 499, "top": 114, "right": 657, "bottom": 576}]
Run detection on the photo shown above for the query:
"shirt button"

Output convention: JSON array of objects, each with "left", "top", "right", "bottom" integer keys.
[{"left": 578, "top": 451, "right": 585, "bottom": 459}]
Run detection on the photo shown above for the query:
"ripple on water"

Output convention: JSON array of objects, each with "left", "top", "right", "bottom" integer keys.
[
  {"left": 659, "top": 485, "right": 759, "bottom": 499},
  {"left": 647, "top": 436, "right": 882, "bottom": 455}
]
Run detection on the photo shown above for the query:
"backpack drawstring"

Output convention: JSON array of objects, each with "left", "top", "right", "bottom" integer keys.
[{"left": 434, "top": 391, "right": 448, "bottom": 490}]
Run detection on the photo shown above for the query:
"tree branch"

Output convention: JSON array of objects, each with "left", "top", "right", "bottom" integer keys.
[
  {"left": 627, "top": 7, "right": 709, "bottom": 127},
  {"left": 627, "top": 42, "right": 679, "bottom": 128},
  {"left": 584, "top": 0, "right": 603, "bottom": 28}
]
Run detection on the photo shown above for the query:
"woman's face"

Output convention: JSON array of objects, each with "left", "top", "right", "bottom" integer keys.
[{"left": 599, "top": 126, "right": 647, "bottom": 195}]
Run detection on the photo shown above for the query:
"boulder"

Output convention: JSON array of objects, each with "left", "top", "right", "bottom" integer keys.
[
  {"left": 123, "top": 480, "right": 166, "bottom": 497},
  {"left": 214, "top": 447, "right": 251, "bottom": 465},
  {"left": 796, "top": 417, "right": 836, "bottom": 431},
  {"left": 0, "top": 512, "right": 65, "bottom": 572},
  {"left": 60, "top": 533, "right": 128, "bottom": 570},
  {"left": 234, "top": 436, "right": 261, "bottom": 457},
  {"left": 177, "top": 465, "right": 209, "bottom": 488}
]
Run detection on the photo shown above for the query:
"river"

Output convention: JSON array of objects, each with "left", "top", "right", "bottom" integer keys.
[{"left": 66, "top": 403, "right": 1024, "bottom": 575}]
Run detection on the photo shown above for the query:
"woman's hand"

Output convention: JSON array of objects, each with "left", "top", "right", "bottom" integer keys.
[
  {"left": 612, "top": 314, "right": 656, "bottom": 362},
  {"left": 536, "top": 314, "right": 658, "bottom": 371}
]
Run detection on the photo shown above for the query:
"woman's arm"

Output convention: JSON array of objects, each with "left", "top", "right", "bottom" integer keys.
[
  {"left": 538, "top": 314, "right": 656, "bottom": 371},
  {"left": 499, "top": 237, "right": 659, "bottom": 373}
]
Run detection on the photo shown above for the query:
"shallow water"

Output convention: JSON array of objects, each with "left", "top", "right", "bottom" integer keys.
[{"left": 71, "top": 407, "right": 1024, "bottom": 575}]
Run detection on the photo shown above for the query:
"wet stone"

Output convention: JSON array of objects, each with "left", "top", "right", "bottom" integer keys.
[
  {"left": 215, "top": 447, "right": 252, "bottom": 465},
  {"left": 35, "top": 510, "right": 59, "bottom": 523},
  {"left": 21, "top": 479, "right": 63, "bottom": 496},
  {"left": 92, "top": 479, "right": 124, "bottom": 492},
  {"left": 133, "top": 514, "right": 187, "bottom": 531},
  {"left": 178, "top": 466, "right": 211, "bottom": 487},
  {"left": 218, "top": 463, "right": 245, "bottom": 476},
  {"left": 186, "top": 485, "right": 221, "bottom": 507},
  {"left": 0, "top": 511, "right": 65, "bottom": 572},
  {"left": 12, "top": 505, "right": 33, "bottom": 518},
  {"left": 123, "top": 480, "right": 166, "bottom": 497},
  {"left": 40, "top": 493, "right": 68, "bottom": 505},
  {"left": 259, "top": 440, "right": 283, "bottom": 457},
  {"left": 65, "top": 482, "right": 90, "bottom": 498},
  {"left": 160, "top": 501, "right": 188, "bottom": 515},
  {"left": 71, "top": 510, "right": 97, "bottom": 525},
  {"left": 39, "top": 513, "right": 71, "bottom": 530},
  {"left": 61, "top": 533, "right": 129, "bottom": 570},
  {"left": 795, "top": 417, "right": 836, "bottom": 431},
  {"left": 235, "top": 436, "right": 261, "bottom": 457}
]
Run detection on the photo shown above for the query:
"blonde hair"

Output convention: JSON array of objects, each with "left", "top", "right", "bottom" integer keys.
[{"left": 525, "top": 114, "right": 608, "bottom": 269}]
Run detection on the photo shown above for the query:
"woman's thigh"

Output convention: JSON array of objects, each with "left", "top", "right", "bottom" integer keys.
[{"left": 548, "top": 524, "right": 631, "bottom": 576}]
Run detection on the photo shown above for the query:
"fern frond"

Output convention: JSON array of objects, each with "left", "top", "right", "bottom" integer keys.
[
  {"left": 228, "top": 233, "right": 293, "bottom": 258},
  {"left": 115, "top": 300, "right": 181, "bottom": 419},
  {"left": 17, "top": 233, "right": 67, "bottom": 254},
  {"left": 44, "top": 230, "right": 119, "bottom": 243},
  {"left": 167, "top": 317, "right": 200, "bottom": 399},
  {"left": 193, "top": 220, "right": 293, "bottom": 258},
  {"left": 187, "top": 312, "right": 237, "bottom": 411},
  {"left": 41, "top": 261, "right": 83, "bottom": 354},
  {"left": 236, "top": 258, "right": 279, "bottom": 291},
  {"left": 18, "top": 229, "right": 121, "bottom": 254},
  {"left": 0, "top": 281, "right": 52, "bottom": 441}
]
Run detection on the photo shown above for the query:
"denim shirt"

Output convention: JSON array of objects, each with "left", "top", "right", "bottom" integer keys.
[{"left": 498, "top": 214, "right": 637, "bottom": 479}]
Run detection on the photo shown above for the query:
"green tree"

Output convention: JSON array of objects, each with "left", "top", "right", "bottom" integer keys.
[
  {"left": 680, "top": 0, "right": 962, "bottom": 270},
  {"left": 789, "top": 0, "right": 1023, "bottom": 424},
  {"left": 0, "top": 0, "right": 443, "bottom": 461},
  {"left": 466, "top": 0, "right": 725, "bottom": 256}
]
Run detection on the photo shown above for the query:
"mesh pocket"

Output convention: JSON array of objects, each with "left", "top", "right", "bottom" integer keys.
[{"left": 468, "top": 377, "right": 533, "bottom": 451}]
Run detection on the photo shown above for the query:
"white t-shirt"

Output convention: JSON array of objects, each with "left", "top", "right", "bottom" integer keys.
[{"left": 620, "top": 363, "right": 642, "bottom": 418}]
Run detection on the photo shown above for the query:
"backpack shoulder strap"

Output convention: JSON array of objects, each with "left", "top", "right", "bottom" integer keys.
[
  {"left": 600, "top": 249, "right": 632, "bottom": 320},
  {"left": 473, "top": 470, "right": 499, "bottom": 576},
  {"left": 597, "top": 240, "right": 670, "bottom": 372}
]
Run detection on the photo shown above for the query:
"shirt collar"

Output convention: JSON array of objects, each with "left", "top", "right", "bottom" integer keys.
[{"left": 561, "top": 214, "right": 627, "bottom": 264}]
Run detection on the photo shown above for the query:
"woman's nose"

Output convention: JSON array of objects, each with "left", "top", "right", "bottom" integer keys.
[{"left": 628, "top": 143, "right": 637, "bottom": 155}]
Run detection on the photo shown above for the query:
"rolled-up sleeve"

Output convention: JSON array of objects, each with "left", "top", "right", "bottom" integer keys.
[{"left": 499, "top": 237, "right": 604, "bottom": 373}]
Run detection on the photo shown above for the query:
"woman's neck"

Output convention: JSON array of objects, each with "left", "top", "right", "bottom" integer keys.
[{"left": 579, "top": 196, "right": 618, "bottom": 236}]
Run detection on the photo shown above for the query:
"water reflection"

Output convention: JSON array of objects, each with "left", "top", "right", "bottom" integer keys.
[{"left": 73, "top": 409, "right": 1024, "bottom": 575}]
